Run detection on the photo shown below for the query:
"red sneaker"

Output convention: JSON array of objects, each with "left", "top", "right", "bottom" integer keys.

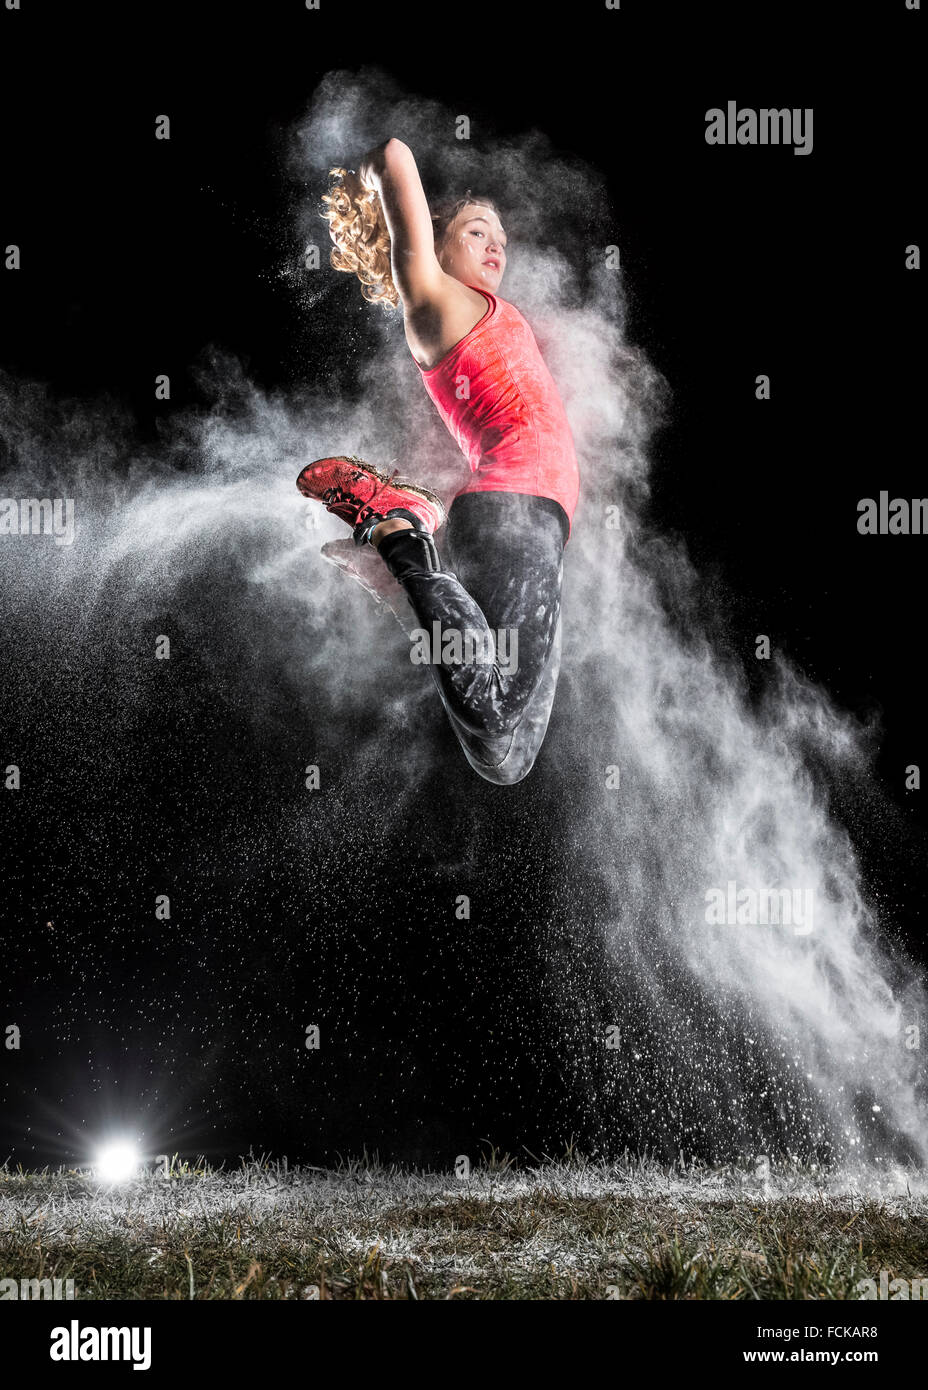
[
  {"left": 320, "top": 539, "right": 418, "bottom": 634},
  {"left": 320, "top": 537, "right": 401, "bottom": 607},
  {"left": 296, "top": 455, "right": 445, "bottom": 540}
]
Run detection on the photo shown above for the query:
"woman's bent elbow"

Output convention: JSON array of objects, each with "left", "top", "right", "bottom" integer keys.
[{"left": 384, "top": 137, "right": 412, "bottom": 163}]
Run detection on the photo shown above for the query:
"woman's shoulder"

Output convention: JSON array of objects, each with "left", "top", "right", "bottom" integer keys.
[{"left": 406, "top": 278, "right": 496, "bottom": 371}]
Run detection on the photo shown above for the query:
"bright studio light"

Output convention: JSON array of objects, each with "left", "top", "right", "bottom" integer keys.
[{"left": 95, "top": 1141, "right": 140, "bottom": 1182}]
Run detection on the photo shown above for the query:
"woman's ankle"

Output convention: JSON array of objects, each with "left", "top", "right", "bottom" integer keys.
[{"left": 371, "top": 517, "right": 414, "bottom": 549}]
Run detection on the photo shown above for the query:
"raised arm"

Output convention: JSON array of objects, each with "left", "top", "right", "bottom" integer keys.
[{"left": 358, "top": 139, "right": 443, "bottom": 308}]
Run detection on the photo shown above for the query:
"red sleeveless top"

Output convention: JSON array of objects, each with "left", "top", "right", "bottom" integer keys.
[{"left": 414, "top": 288, "right": 580, "bottom": 540}]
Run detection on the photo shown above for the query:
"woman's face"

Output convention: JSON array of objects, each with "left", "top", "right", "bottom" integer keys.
[{"left": 438, "top": 203, "right": 507, "bottom": 292}]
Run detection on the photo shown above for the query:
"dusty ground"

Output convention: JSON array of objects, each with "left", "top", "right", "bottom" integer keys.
[{"left": 2, "top": 1153, "right": 926, "bottom": 1299}]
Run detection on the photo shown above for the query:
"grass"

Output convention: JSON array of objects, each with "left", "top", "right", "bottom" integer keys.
[{"left": 1, "top": 1149, "right": 926, "bottom": 1300}]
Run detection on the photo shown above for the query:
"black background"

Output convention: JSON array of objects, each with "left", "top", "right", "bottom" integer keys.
[{"left": 0, "top": 1, "right": 924, "bottom": 1168}]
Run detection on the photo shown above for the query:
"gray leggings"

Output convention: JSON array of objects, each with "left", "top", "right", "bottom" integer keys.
[{"left": 380, "top": 491, "right": 567, "bottom": 785}]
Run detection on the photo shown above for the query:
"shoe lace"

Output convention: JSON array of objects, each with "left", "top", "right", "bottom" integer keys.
[{"left": 365, "top": 466, "right": 401, "bottom": 517}]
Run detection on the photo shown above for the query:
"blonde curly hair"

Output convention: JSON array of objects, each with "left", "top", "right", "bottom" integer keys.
[{"left": 321, "top": 167, "right": 501, "bottom": 311}]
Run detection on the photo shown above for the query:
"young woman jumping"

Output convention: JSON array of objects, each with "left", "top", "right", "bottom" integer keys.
[{"left": 297, "top": 138, "right": 580, "bottom": 785}]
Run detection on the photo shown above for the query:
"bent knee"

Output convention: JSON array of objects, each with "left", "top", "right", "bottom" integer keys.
[
  {"left": 462, "top": 737, "right": 539, "bottom": 786},
  {"left": 478, "top": 758, "right": 536, "bottom": 786}
]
